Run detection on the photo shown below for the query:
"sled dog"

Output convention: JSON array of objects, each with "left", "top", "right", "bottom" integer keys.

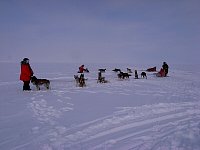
[
  {"left": 31, "top": 76, "right": 50, "bottom": 90},
  {"left": 141, "top": 72, "right": 147, "bottom": 79},
  {"left": 112, "top": 68, "right": 121, "bottom": 72},
  {"left": 118, "top": 72, "right": 131, "bottom": 79},
  {"left": 98, "top": 69, "right": 106, "bottom": 73},
  {"left": 74, "top": 74, "right": 86, "bottom": 87}
]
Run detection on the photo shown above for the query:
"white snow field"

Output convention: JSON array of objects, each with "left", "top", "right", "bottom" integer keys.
[{"left": 0, "top": 62, "right": 200, "bottom": 150}]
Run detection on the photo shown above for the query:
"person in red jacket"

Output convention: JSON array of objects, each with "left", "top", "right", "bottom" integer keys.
[
  {"left": 156, "top": 68, "right": 165, "bottom": 77},
  {"left": 20, "top": 58, "right": 34, "bottom": 91},
  {"left": 78, "top": 65, "right": 85, "bottom": 73},
  {"left": 78, "top": 64, "right": 89, "bottom": 73}
]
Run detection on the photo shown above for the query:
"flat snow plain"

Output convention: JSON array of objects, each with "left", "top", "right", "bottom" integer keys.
[{"left": 0, "top": 63, "right": 200, "bottom": 150}]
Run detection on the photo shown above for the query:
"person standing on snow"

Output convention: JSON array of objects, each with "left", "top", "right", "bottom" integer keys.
[
  {"left": 78, "top": 65, "right": 87, "bottom": 73},
  {"left": 78, "top": 65, "right": 85, "bottom": 73},
  {"left": 162, "top": 62, "right": 169, "bottom": 77},
  {"left": 134, "top": 70, "right": 139, "bottom": 79},
  {"left": 20, "top": 58, "right": 34, "bottom": 91}
]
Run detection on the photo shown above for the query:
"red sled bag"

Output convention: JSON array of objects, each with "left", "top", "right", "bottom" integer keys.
[{"left": 146, "top": 66, "right": 156, "bottom": 72}]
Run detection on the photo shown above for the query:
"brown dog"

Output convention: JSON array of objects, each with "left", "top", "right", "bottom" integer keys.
[
  {"left": 74, "top": 74, "right": 86, "bottom": 87},
  {"left": 31, "top": 76, "right": 50, "bottom": 90}
]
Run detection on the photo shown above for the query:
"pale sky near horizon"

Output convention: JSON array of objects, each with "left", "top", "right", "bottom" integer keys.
[{"left": 0, "top": 0, "right": 200, "bottom": 64}]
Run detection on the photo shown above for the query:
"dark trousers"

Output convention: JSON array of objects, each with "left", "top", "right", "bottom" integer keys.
[
  {"left": 164, "top": 69, "right": 168, "bottom": 76},
  {"left": 23, "top": 81, "right": 31, "bottom": 91}
]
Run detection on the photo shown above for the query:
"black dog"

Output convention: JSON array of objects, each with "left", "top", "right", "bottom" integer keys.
[
  {"left": 118, "top": 71, "right": 131, "bottom": 79},
  {"left": 31, "top": 76, "right": 50, "bottom": 90},
  {"left": 98, "top": 69, "right": 106, "bottom": 73},
  {"left": 141, "top": 72, "right": 147, "bottom": 79},
  {"left": 97, "top": 71, "right": 108, "bottom": 83},
  {"left": 112, "top": 68, "right": 121, "bottom": 72}
]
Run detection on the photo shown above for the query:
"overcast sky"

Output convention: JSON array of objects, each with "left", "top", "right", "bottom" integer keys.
[{"left": 0, "top": 0, "right": 200, "bottom": 64}]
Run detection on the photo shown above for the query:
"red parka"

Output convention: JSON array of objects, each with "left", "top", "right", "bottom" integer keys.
[
  {"left": 156, "top": 68, "right": 165, "bottom": 77},
  {"left": 78, "top": 65, "right": 85, "bottom": 73},
  {"left": 20, "top": 63, "right": 33, "bottom": 81}
]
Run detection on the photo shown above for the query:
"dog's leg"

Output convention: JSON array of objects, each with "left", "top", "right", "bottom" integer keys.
[
  {"left": 36, "top": 85, "right": 40, "bottom": 90},
  {"left": 46, "top": 83, "right": 50, "bottom": 89}
]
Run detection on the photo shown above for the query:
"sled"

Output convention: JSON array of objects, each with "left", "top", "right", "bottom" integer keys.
[{"left": 146, "top": 66, "right": 156, "bottom": 72}]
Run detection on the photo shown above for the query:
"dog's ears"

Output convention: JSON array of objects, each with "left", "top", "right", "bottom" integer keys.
[{"left": 31, "top": 76, "right": 37, "bottom": 80}]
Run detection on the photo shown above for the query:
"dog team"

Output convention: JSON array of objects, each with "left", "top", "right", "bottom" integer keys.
[{"left": 20, "top": 58, "right": 169, "bottom": 90}]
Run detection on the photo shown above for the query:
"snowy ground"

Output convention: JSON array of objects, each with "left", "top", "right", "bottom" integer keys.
[{"left": 0, "top": 62, "right": 200, "bottom": 150}]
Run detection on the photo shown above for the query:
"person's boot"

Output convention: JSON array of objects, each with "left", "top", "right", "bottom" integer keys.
[{"left": 23, "top": 82, "right": 31, "bottom": 91}]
